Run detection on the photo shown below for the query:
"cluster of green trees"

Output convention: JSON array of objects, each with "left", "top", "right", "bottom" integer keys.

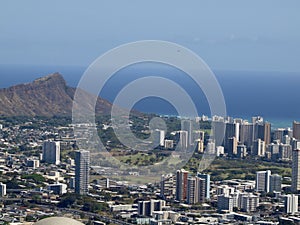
[{"left": 58, "top": 193, "right": 109, "bottom": 213}]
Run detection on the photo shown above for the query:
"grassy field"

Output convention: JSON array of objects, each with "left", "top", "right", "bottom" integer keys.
[
  {"left": 201, "top": 157, "right": 291, "bottom": 181},
  {"left": 90, "top": 148, "right": 292, "bottom": 184}
]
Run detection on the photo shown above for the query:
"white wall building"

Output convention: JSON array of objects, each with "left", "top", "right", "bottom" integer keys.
[
  {"left": 284, "top": 194, "right": 298, "bottom": 215},
  {"left": 256, "top": 170, "right": 271, "bottom": 192}
]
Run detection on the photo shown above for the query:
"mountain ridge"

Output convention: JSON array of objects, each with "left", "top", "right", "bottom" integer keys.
[{"left": 0, "top": 73, "right": 113, "bottom": 117}]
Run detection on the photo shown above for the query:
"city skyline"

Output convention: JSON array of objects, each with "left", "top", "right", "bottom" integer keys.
[{"left": 1, "top": 1, "right": 300, "bottom": 224}]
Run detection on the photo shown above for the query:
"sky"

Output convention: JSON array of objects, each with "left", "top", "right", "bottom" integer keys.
[{"left": 1, "top": 0, "right": 300, "bottom": 72}]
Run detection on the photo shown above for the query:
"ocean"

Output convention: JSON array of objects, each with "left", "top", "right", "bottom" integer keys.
[{"left": 0, "top": 63, "right": 299, "bottom": 129}]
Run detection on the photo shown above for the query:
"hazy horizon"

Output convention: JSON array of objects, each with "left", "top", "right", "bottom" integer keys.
[{"left": 1, "top": 1, "right": 300, "bottom": 72}]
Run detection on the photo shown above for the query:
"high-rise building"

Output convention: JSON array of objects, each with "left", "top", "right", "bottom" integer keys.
[
  {"left": 153, "top": 129, "right": 165, "bottom": 147},
  {"left": 253, "top": 118, "right": 271, "bottom": 146},
  {"left": 160, "top": 174, "right": 176, "bottom": 200},
  {"left": 42, "top": 141, "right": 60, "bottom": 165},
  {"left": 268, "top": 142, "right": 280, "bottom": 161},
  {"left": 279, "top": 144, "right": 292, "bottom": 161},
  {"left": 75, "top": 150, "right": 90, "bottom": 195},
  {"left": 273, "top": 128, "right": 284, "bottom": 143},
  {"left": 193, "top": 130, "right": 205, "bottom": 142},
  {"left": 240, "top": 122, "right": 254, "bottom": 149},
  {"left": 293, "top": 121, "right": 300, "bottom": 140},
  {"left": 256, "top": 170, "right": 271, "bottom": 192},
  {"left": 284, "top": 194, "right": 298, "bottom": 215},
  {"left": 252, "top": 116, "right": 264, "bottom": 143},
  {"left": 186, "top": 176, "right": 206, "bottom": 204},
  {"left": 283, "top": 135, "right": 291, "bottom": 145},
  {"left": 228, "top": 137, "right": 238, "bottom": 156},
  {"left": 292, "top": 139, "right": 300, "bottom": 150},
  {"left": 206, "top": 139, "right": 215, "bottom": 154},
  {"left": 182, "top": 120, "right": 193, "bottom": 146},
  {"left": 176, "top": 131, "right": 188, "bottom": 151},
  {"left": 195, "top": 139, "right": 204, "bottom": 153},
  {"left": 212, "top": 120, "right": 226, "bottom": 147},
  {"left": 197, "top": 177, "right": 206, "bottom": 203},
  {"left": 187, "top": 177, "right": 197, "bottom": 204},
  {"left": 252, "top": 139, "right": 265, "bottom": 157},
  {"left": 231, "top": 192, "right": 240, "bottom": 209},
  {"left": 269, "top": 174, "right": 282, "bottom": 192},
  {"left": 241, "top": 194, "right": 259, "bottom": 212},
  {"left": 224, "top": 122, "right": 240, "bottom": 151},
  {"left": 217, "top": 195, "right": 234, "bottom": 212},
  {"left": 237, "top": 145, "right": 247, "bottom": 158},
  {"left": 197, "top": 173, "right": 210, "bottom": 200},
  {"left": 292, "top": 149, "right": 300, "bottom": 193},
  {"left": 0, "top": 183, "right": 6, "bottom": 197},
  {"left": 176, "top": 169, "right": 189, "bottom": 201},
  {"left": 261, "top": 122, "right": 271, "bottom": 145},
  {"left": 273, "top": 128, "right": 292, "bottom": 143}
]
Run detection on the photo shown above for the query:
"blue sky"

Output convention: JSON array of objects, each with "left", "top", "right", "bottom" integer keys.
[{"left": 1, "top": 0, "right": 300, "bottom": 72}]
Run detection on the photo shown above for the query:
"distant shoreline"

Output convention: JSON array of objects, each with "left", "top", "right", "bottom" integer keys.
[{"left": 1, "top": 64, "right": 300, "bottom": 125}]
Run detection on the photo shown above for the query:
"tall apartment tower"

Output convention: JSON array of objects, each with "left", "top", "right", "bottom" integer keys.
[
  {"left": 241, "top": 194, "right": 259, "bottom": 212},
  {"left": 187, "top": 176, "right": 206, "bottom": 204},
  {"left": 218, "top": 195, "right": 234, "bottom": 212},
  {"left": 262, "top": 122, "right": 271, "bottom": 145},
  {"left": 212, "top": 120, "right": 226, "bottom": 147},
  {"left": 228, "top": 137, "right": 238, "bottom": 156},
  {"left": 160, "top": 174, "right": 176, "bottom": 200},
  {"left": 197, "top": 173, "right": 210, "bottom": 200},
  {"left": 224, "top": 122, "right": 239, "bottom": 151},
  {"left": 153, "top": 129, "right": 165, "bottom": 147},
  {"left": 75, "top": 150, "right": 90, "bottom": 195},
  {"left": 237, "top": 145, "right": 247, "bottom": 158},
  {"left": 176, "top": 131, "right": 188, "bottom": 151},
  {"left": 240, "top": 122, "right": 254, "bottom": 149},
  {"left": 255, "top": 170, "right": 271, "bottom": 193},
  {"left": 42, "top": 141, "right": 60, "bottom": 165},
  {"left": 269, "top": 174, "right": 282, "bottom": 192},
  {"left": 292, "top": 149, "right": 300, "bottom": 193},
  {"left": 176, "top": 169, "right": 189, "bottom": 201},
  {"left": 206, "top": 139, "right": 216, "bottom": 154},
  {"left": 187, "top": 177, "right": 197, "bottom": 204},
  {"left": 182, "top": 120, "right": 193, "bottom": 146},
  {"left": 254, "top": 120, "right": 271, "bottom": 146},
  {"left": 293, "top": 121, "right": 300, "bottom": 140},
  {"left": 252, "top": 139, "right": 266, "bottom": 157}
]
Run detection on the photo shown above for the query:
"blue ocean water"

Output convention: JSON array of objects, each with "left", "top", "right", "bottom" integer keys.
[{"left": 0, "top": 64, "right": 299, "bottom": 129}]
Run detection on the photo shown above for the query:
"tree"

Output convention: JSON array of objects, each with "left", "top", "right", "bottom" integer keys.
[{"left": 58, "top": 193, "right": 78, "bottom": 208}]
